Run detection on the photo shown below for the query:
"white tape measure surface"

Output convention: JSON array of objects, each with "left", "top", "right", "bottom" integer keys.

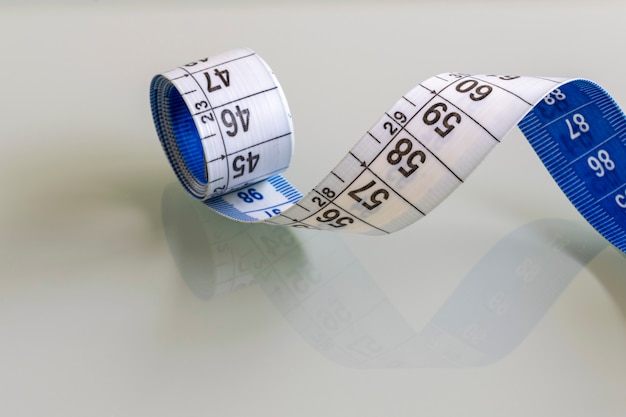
[{"left": 150, "top": 48, "right": 626, "bottom": 252}]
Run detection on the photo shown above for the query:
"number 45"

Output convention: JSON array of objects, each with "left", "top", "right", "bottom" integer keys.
[{"left": 232, "top": 151, "right": 260, "bottom": 179}]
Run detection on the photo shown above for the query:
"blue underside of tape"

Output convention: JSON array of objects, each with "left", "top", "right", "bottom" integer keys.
[
  {"left": 519, "top": 80, "right": 626, "bottom": 253},
  {"left": 168, "top": 86, "right": 207, "bottom": 185}
]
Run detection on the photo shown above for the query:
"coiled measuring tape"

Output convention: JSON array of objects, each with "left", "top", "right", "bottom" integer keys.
[{"left": 150, "top": 48, "right": 626, "bottom": 252}]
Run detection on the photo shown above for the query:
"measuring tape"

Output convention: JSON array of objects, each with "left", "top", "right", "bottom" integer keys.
[{"left": 150, "top": 48, "right": 626, "bottom": 252}]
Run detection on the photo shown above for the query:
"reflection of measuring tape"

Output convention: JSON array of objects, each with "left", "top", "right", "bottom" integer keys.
[
  {"left": 162, "top": 183, "right": 608, "bottom": 367},
  {"left": 150, "top": 48, "right": 626, "bottom": 252}
]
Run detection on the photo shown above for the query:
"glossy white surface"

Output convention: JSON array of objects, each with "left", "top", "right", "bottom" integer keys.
[{"left": 1, "top": 2, "right": 625, "bottom": 416}]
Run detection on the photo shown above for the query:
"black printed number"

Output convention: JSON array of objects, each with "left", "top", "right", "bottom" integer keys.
[
  {"left": 232, "top": 152, "right": 259, "bottom": 179},
  {"left": 200, "top": 113, "right": 214, "bottom": 123},
  {"left": 393, "top": 111, "right": 407, "bottom": 124},
  {"left": 221, "top": 105, "right": 250, "bottom": 137},
  {"left": 195, "top": 102, "right": 216, "bottom": 124},
  {"left": 194, "top": 101, "right": 209, "bottom": 111},
  {"left": 423, "top": 103, "right": 461, "bottom": 138},
  {"left": 455, "top": 79, "right": 493, "bottom": 101},
  {"left": 382, "top": 111, "right": 408, "bottom": 137},
  {"left": 383, "top": 121, "right": 398, "bottom": 136},
  {"left": 386, "top": 138, "right": 427, "bottom": 177},
  {"left": 205, "top": 68, "right": 230, "bottom": 93},
  {"left": 315, "top": 209, "right": 354, "bottom": 228},
  {"left": 348, "top": 180, "right": 389, "bottom": 210}
]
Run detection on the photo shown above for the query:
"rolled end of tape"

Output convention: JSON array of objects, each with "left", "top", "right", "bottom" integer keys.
[{"left": 151, "top": 74, "right": 209, "bottom": 199}]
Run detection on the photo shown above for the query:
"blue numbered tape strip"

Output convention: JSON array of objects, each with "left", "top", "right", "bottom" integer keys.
[{"left": 150, "top": 48, "right": 626, "bottom": 253}]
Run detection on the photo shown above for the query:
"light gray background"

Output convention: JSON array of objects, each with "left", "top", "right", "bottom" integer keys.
[{"left": 1, "top": 1, "right": 626, "bottom": 416}]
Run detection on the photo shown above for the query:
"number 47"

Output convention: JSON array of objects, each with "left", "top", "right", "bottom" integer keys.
[{"left": 205, "top": 68, "right": 230, "bottom": 93}]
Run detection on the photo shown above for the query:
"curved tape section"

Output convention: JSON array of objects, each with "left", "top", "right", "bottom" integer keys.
[{"left": 150, "top": 49, "right": 626, "bottom": 252}]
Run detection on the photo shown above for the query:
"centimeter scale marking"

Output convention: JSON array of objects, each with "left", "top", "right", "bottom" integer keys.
[{"left": 150, "top": 48, "right": 626, "bottom": 253}]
